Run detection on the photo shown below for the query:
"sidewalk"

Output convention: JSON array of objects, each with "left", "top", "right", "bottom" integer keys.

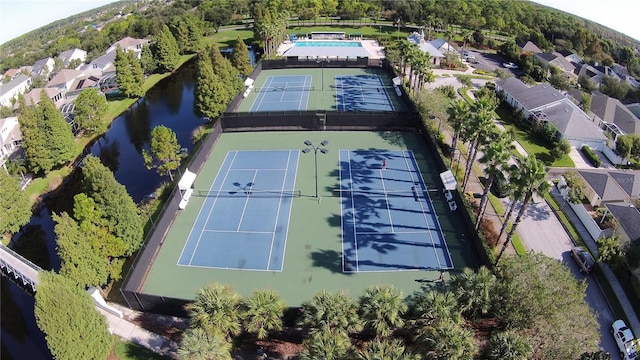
[
  {"left": 98, "top": 302, "right": 182, "bottom": 359},
  {"left": 550, "top": 188, "right": 640, "bottom": 336}
]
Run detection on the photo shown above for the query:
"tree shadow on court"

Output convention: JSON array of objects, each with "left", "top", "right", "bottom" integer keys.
[{"left": 309, "top": 249, "right": 350, "bottom": 275}]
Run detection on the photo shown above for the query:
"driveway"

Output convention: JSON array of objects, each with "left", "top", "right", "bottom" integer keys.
[
  {"left": 463, "top": 49, "right": 522, "bottom": 77},
  {"left": 504, "top": 190, "right": 617, "bottom": 354}
]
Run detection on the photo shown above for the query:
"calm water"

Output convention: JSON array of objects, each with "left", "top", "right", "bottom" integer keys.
[{"left": 2, "top": 59, "right": 206, "bottom": 359}]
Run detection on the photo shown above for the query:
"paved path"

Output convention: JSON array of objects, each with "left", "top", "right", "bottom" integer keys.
[{"left": 98, "top": 302, "right": 181, "bottom": 359}]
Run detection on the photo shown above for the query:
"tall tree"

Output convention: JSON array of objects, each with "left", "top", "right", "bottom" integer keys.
[
  {"left": 40, "top": 92, "right": 75, "bottom": 167},
  {"left": 34, "top": 272, "right": 111, "bottom": 360},
  {"left": 143, "top": 125, "right": 183, "bottom": 181},
  {"left": 358, "top": 285, "right": 407, "bottom": 339},
  {"left": 462, "top": 96, "right": 496, "bottom": 191},
  {"left": 447, "top": 99, "right": 470, "bottom": 163},
  {"left": 494, "top": 253, "right": 600, "bottom": 358},
  {"left": 0, "top": 170, "right": 31, "bottom": 235},
  {"left": 242, "top": 289, "right": 286, "bottom": 340},
  {"left": 231, "top": 37, "right": 253, "bottom": 77},
  {"left": 81, "top": 155, "right": 143, "bottom": 255},
  {"left": 186, "top": 283, "right": 243, "bottom": 340},
  {"left": 155, "top": 24, "right": 180, "bottom": 72},
  {"left": 475, "top": 131, "right": 514, "bottom": 228},
  {"left": 193, "top": 57, "right": 228, "bottom": 120},
  {"left": 74, "top": 88, "right": 108, "bottom": 135},
  {"left": 208, "top": 43, "right": 243, "bottom": 98},
  {"left": 299, "top": 290, "right": 362, "bottom": 335},
  {"left": 496, "top": 156, "right": 550, "bottom": 264},
  {"left": 115, "top": 46, "right": 144, "bottom": 98}
]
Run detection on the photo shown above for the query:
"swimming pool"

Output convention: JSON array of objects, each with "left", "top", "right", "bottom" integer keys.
[{"left": 294, "top": 41, "right": 362, "bottom": 47}]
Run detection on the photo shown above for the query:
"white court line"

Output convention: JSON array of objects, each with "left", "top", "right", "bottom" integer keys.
[
  {"left": 339, "top": 151, "right": 347, "bottom": 272},
  {"left": 401, "top": 151, "right": 441, "bottom": 269},
  {"left": 236, "top": 170, "right": 259, "bottom": 231},
  {"left": 186, "top": 151, "right": 240, "bottom": 266},
  {"left": 266, "top": 150, "right": 292, "bottom": 270},
  {"left": 277, "top": 150, "right": 301, "bottom": 271},
  {"left": 356, "top": 230, "right": 431, "bottom": 235},
  {"left": 202, "top": 229, "right": 273, "bottom": 234},
  {"left": 176, "top": 151, "right": 234, "bottom": 265},
  {"left": 347, "top": 150, "right": 359, "bottom": 271},
  {"left": 379, "top": 169, "right": 395, "bottom": 232},
  {"left": 408, "top": 151, "right": 454, "bottom": 268},
  {"left": 377, "top": 75, "right": 395, "bottom": 111},
  {"left": 249, "top": 76, "right": 275, "bottom": 112}
]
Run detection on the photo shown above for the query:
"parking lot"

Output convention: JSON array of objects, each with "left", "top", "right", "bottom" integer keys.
[{"left": 462, "top": 48, "right": 522, "bottom": 77}]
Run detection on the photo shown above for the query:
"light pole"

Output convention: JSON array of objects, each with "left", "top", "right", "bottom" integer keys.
[{"left": 302, "top": 140, "right": 329, "bottom": 198}]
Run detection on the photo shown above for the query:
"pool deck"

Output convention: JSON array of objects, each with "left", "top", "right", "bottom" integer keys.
[{"left": 276, "top": 39, "right": 384, "bottom": 59}]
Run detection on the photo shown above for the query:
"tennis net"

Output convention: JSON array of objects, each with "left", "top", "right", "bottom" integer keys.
[
  {"left": 253, "top": 86, "right": 314, "bottom": 92},
  {"left": 333, "top": 187, "right": 424, "bottom": 199},
  {"left": 197, "top": 189, "right": 302, "bottom": 198}
]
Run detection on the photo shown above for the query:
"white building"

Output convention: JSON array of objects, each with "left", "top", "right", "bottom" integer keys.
[{"left": 0, "top": 74, "right": 32, "bottom": 107}]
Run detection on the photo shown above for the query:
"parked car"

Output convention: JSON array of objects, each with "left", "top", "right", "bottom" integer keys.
[
  {"left": 571, "top": 247, "right": 595, "bottom": 274},
  {"left": 611, "top": 319, "right": 639, "bottom": 360},
  {"left": 503, "top": 62, "right": 518, "bottom": 69}
]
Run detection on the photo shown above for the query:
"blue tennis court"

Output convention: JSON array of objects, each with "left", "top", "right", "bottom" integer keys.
[
  {"left": 177, "top": 150, "right": 299, "bottom": 271},
  {"left": 339, "top": 150, "right": 453, "bottom": 272},
  {"left": 250, "top": 75, "right": 312, "bottom": 112},
  {"left": 335, "top": 75, "right": 394, "bottom": 112}
]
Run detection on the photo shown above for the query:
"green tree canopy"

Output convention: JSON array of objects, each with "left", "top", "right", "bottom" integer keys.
[
  {"left": 0, "top": 170, "right": 31, "bottom": 235},
  {"left": 143, "top": 125, "right": 183, "bottom": 181},
  {"left": 74, "top": 88, "right": 108, "bottom": 135},
  {"left": 34, "top": 272, "right": 111, "bottom": 360},
  {"left": 154, "top": 24, "right": 180, "bottom": 72},
  {"left": 115, "top": 46, "right": 145, "bottom": 98},
  {"left": 231, "top": 37, "right": 253, "bottom": 77},
  {"left": 494, "top": 253, "right": 600, "bottom": 358},
  {"left": 193, "top": 57, "right": 228, "bottom": 120}
]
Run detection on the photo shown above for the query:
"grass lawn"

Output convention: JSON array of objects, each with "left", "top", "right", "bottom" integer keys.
[
  {"left": 494, "top": 106, "right": 574, "bottom": 167},
  {"left": 112, "top": 338, "right": 168, "bottom": 360}
]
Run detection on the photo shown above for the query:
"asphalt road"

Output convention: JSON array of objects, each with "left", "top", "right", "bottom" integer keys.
[{"left": 462, "top": 49, "right": 522, "bottom": 77}]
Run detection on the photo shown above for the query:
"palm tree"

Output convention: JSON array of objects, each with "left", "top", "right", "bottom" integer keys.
[
  {"left": 475, "top": 131, "right": 515, "bottom": 229},
  {"left": 5, "top": 156, "right": 27, "bottom": 180},
  {"left": 186, "top": 283, "right": 243, "bottom": 339},
  {"left": 242, "top": 289, "right": 286, "bottom": 340},
  {"left": 496, "top": 155, "right": 550, "bottom": 264},
  {"left": 461, "top": 105, "right": 494, "bottom": 191},
  {"left": 448, "top": 267, "right": 496, "bottom": 318},
  {"left": 358, "top": 285, "right": 407, "bottom": 339},
  {"left": 496, "top": 164, "right": 523, "bottom": 241},
  {"left": 299, "top": 290, "right": 362, "bottom": 335},
  {"left": 414, "top": 319, "right": 477, "bottom": 360},
  {"left": 298, "top": 329, "right": 352, "bottom": 360},
  {"left": 357, "top": 339, "right": 419, "bottom": 360},
  {"left": 177, "top": 327, "right": 232, "bottom": 360},
  {"left": 460, "top": 29, "right": 474, "bottom": 56},
  {"left": 396, "top": 40, "right": 416, "bottom": 79},
  {"left": 407, "top": 290, "right": 462, "bottom": 329},
  {"left": 447, "top": 99, "right": 470, "bottom": 163},
  {"left": 484, "top": 331, "right": 533, "bottom": 360},
  {"left": 406, "top": 46, "right": 422, "bottom": 93}
]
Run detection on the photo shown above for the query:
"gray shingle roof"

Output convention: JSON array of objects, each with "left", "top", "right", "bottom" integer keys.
[
  {"left": 591, "top": 92, "right": 640, "bottom": 135},
  {"left": 543, "top": 100, "right": 607, "bottom": 141},
  {"left": 605, "top": 202, "right": 640, "bottom": 243},
  {"left": 497, "top": 78, "right": 565, "bottom": 110},
  {"left": 579, "top": 170, "right": 640, "bottom": 201}
]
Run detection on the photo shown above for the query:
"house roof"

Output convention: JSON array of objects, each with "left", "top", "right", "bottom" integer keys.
[
  {"left": 537, "top": 52, "right": 557, "bottom": 62},
  {"left": 32, "top": 57, "right": 53, "bottom": 75},
  {"left": 591, "top": 92, "right": 640, "bottom": 135},
  {"left": 90, "top": 51, "right": 116, "bottom": 69},
  {"left": 3, "top": 69, "right": 19, "bottom": 78},
  {"left": 417, "top": 42, "right": 444, "bottom": 58},
  {"left": 0, "top": 73, "right": 31, "bottom": 97},
  {"left": 20, "top": 88, "right": 65, "bottom": 107},
  {"left": 0, "top": 117, "right": 21, "bottom": 146},
  {"left": 496, "top": 77, "right": 565, "bottom": 111},
  {"left": 407, "top": 32, "right": 422, "bottom": 45},
  {"left": 428, "top": 38, "right": 455, "bottom": 52},
  {"left": 58, "top": 48, "right": 86, "bottom": 66},
  {"left": 542, "top": 100, "right": 607, "bottom": 142},
  {"left": 557, "top": 49, "right": 574, "bottom": 57},
  {"left": 605, "top": 202, "right": 640, "bottom": 243},
  {"left": 579, "top": 170, "right": 640, "bottom": 202},
  {"left": 517, "top": 41, "right": 542, "bottom": 53},
  {"left": 108, "top": 37, "right": 149, "bottom": 52},
  {"left": 46, "top": 69, "right": 84, "bottom": 87}
]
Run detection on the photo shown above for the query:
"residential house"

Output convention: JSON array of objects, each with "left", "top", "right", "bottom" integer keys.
[
  {"left": 106, "top": 37, "right": 149, "bottom": 59},
  {"left": 496, "top": 77, "right": 607, "bottom": 150},
  {"left": 534, "top": 52, "right": 577, "bottom": 79},
  {"left": 0, "top": 116, "right": 22, "bottom": 171},
  {"left": 627, "top": 103, "right": 640, "bottom": 118},
  {"left": 589, "top": 91, "right": 640, "bottom": 140},
  {"left": 87, "top": 51, "right": 116, "bottom": 73},
  {"left": 611, "top": 64, "right": 640, "bottom": 88},
  {"left": 577, "top": 170, "right": 640, "bottom": 207},
  {"left": 45, "top": 69, "right": 86, "bottom": 93},
  {"left": 17, "top": 87, "right": 66, "bottom": 109},
  {"left": 3, "top": 69, "right": 20, "bottom": 81},
  {"left": 557, "top": 49, "right": 583, "bottom": 65},
  {"left": 517, "top": 41, "right": 542, "bottom": 54},
  {"left": 407, "top": 32, "right": 445, "bottom": 66},
  {"left": 31, "top": 57, "right": 55, "bottom": 78},
  {"left": 576, "top": 63, "right": 620, "bottom": 86},
  {"left": 428, "top": 38, "right": 457, "bottom": 56},
  {"left": 604, "top": 202, "right": 640, "bottom": 245},
  {"left": 0, "top": 74, "right": 32, "bottom": 107},
  {"left": 65, "top": 74, "right": 103, "bottom": 99},
  {"left": 57, "top": 48, "right": 87, "bottom": 69}
]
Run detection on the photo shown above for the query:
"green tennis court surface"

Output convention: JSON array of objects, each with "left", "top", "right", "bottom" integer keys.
[{"left": 142, "top": 132, "right": 477, "bottom": 305}]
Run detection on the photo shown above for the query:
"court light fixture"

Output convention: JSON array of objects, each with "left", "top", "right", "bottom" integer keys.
[{"left": 302, "top": 140, "right": 329, "bottom": 199}]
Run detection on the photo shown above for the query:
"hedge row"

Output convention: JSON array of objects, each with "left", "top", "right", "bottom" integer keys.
[{"left": 581, "top": 146, "right": 601, "bottom": 168}]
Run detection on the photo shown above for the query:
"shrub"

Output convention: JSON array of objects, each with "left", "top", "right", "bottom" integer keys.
[
  {"left": 473, "top": 69, "right": 487, "bottom": 75},
  {"left": 581, "top": 146, "right": 601, "bottom": 167}
]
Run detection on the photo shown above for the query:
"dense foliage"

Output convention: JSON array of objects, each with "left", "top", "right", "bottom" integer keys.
[
  {"left": 34, "top": 272, "right": 111, "bottom": 360},
  {"left": 143, "top": 125, "right": 183, "bottom": 180},
  {"left": 0, "top": 170, "right": 31, "bottom": 235},
  {"left": 73, "top": 88, "right": 108, "bottom": 135}
]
